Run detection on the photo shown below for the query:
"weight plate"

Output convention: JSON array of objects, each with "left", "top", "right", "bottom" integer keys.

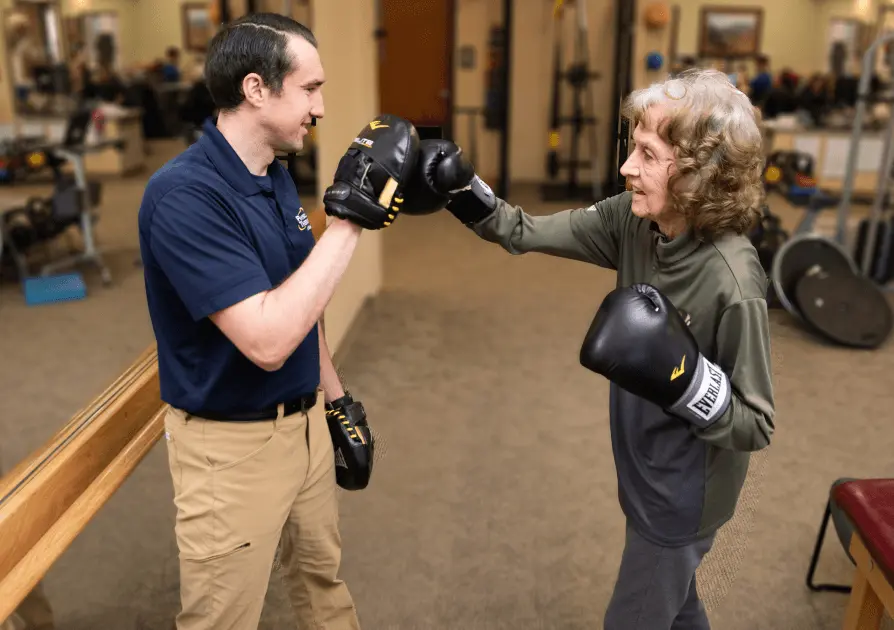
[
  {"left": 771, "top": 235, "right": 858, "bottom": 320},
  {"left": 794, "top": 268, "right": 893, "bottom": 349}
]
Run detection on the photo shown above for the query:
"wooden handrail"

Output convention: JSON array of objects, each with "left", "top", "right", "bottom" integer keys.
[{"left": 0, "top": 345, "right": 166, "bottom": 620}]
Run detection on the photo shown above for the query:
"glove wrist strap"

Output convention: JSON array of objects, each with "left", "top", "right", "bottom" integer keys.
[
  {"left": 446, "top": 175, "right": 497, "bottom": 225},
  {"left": 325, "top": 393, "right": 354, "bottom": 410},
  {"left": 666, "top": 354, "right": 731, "bottom": 428}
]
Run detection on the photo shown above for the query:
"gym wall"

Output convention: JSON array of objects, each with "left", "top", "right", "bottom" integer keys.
[
  {"left": 453, "top": 0, "right": 618, "bottom": 185},
  {"left": 634, "top": 0, "right": 877, "bottom": 90},
  {"left": 311, "top": 0, "right": 383, "bottom": 354}
]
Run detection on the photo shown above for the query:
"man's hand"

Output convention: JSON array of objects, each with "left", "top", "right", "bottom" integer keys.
[
  {"left": 323, "top": 114, "right": 420, "bottom": 230},
  {"left": 325, "top": 394, "right": 374, "bottom": 490}
]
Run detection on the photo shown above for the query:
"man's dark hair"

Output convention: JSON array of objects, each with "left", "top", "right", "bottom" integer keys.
[{"left": 204, "top": 12, "right": 317, "bottom": 111}]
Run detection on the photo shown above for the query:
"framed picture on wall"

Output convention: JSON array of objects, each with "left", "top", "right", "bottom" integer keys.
[
  {"left": 182, "top": 2, "right": 212, "bottom": 52},
  {"left": 698, "top": 6, "right": 763, "bottom": 58}
]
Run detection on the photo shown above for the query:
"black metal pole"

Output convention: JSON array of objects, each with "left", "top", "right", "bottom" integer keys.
[
  {"left": 608, "top": 0, "right": 635, "bottom": 194},
  {"left": 246, "top": 0, "right": 258, "bottom": 13},
  {"left": 219, "top": 0, "right": 231, "bottom": 24},
  {"left": 497, "top": 0, "right": 513, "bottom": 199}
]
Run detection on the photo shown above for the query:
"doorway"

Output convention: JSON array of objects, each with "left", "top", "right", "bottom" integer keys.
[{"left": 377, "top": 0, "right": 454, "bottom": 135}]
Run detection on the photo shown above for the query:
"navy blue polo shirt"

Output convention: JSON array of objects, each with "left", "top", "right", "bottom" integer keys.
[{"left": 138, "top": 118, "right": 319, "bottom": 415}]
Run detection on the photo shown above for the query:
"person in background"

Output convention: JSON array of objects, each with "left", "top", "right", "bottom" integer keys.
[
  {"left": 68, "top": 43, "right": 90, "bottom": 97},
  {"left": 798, "top": 73, "right": 831, "bottom": 126},
  {"left": 749, "top": 55, "right": 773, "bottom": 106},
  {"left": 761, "top": 69, "right": 800, "bottom": 119},
  {"left": 6, "top": 12, "right": 42, "bottom": 111},
  {"left": 162, "top": 46, "right": 181, "bottom": 83}
]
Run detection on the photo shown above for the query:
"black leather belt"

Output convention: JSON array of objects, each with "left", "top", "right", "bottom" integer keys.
[{"left": 187, "top": 391, "right": 318, "bottom": 421}]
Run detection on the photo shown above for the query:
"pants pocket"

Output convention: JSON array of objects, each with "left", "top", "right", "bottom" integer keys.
[
  {"left": 202, "top": 420, "right": 278, "bottom": 471},
  {"left": 188, "top": 540, "right": 251, "bottom": 564}
]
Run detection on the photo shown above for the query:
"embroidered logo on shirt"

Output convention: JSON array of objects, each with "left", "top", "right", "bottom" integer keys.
[{"left": 295, "top": 206, "right": 310, "bottom": 231}]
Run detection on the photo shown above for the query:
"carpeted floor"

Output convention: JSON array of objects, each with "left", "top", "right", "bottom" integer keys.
[{"left": 1, "top": 139, "right": 893, "bottom": 629}]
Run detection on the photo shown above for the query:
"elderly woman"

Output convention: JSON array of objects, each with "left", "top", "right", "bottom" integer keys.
[{"left": 405, "top": 68, "right": 775, "bottom": 629}]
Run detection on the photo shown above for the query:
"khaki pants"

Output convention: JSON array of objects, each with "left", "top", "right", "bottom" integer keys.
[{"left": 164, "top": 400, "right": 359, "bottom": 630}]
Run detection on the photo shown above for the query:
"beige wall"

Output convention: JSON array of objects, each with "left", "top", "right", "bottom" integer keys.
[
  {"left": 634, "top": 0, "right": 879, "bottom": 90},
  {"left": 312, "top": 0, "right": 383, "bottom": 352},
  {"left": 456, "top": 0, "right": 881, "bottom": 184},
  {"left": 452, "top": 0, "right": 617, "bottom": 185}
]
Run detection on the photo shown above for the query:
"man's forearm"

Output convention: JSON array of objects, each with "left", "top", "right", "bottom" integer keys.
[
  {"left": 260, "top": 218, "right": 362, "bottom": 369},
  {"left": 318, "top": 322, "right": 345, "bottom": 402}
]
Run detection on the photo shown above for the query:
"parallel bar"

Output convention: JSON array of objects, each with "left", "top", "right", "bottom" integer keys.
[
  {"left": 0, "top": 346, "right": 166, "bottom": 617},
  {"left": 0, "top": 409, "right": 166, "bottom": 622}
]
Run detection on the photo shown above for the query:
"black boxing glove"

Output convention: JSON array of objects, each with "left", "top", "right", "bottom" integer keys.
[
  {"left": 445, "top": 173, "right": 498, "bottom": 225},
  {"left": 579, "top": 284, "right": 732, "bottom": 428},
  {"left": 402, "top": 139, "right": 476, "bottom": 215},
  {"left": 323, "top": 114, "right": 420, "bottom": 230},
  {"left": 401, "top": 139, "right": 497, "bottom": 225},
  {"left": 325, "top": 394, "right": 374, "bottom": 491}
]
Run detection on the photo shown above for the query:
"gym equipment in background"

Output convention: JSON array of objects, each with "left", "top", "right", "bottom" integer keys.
[
  {"left": 836, "top": 31, "right": 894, "bottom": 281},
  {"left": 607, "top": 0, "right": 635, "bottom": 196},
  {"left": 0, "top": 108, "right": 125, "bottom": 299},
  {"left": 453, "top": 107, "right": 482, "bottom": 169},
  {"left": 760, "top": 142, "right": 893, "bottom": 349},
  {"left": 541, "top": 0, "right": 604, "bottom": 202}
]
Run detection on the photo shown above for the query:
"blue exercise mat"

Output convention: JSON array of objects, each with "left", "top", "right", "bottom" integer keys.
[{"left": 23, "top": 272, "right": 87, "bottom": 306}]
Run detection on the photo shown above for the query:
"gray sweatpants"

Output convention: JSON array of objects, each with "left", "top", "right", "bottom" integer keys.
[{"left": 604, "top": 523, "right": 715, "bottom": 630}]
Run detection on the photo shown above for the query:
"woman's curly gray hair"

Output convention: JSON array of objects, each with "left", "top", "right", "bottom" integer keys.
[{"left": 621, "top": 68, "right": 764, "bottom": 239}]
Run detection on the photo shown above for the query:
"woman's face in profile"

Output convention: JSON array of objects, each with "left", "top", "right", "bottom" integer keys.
[{"left": 620, "top": 106, "right": 677, "bottom": 223}]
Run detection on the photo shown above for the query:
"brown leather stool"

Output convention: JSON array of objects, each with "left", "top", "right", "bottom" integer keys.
[{"left": 833, "top": 479, "right": 894, "bottom": 629}]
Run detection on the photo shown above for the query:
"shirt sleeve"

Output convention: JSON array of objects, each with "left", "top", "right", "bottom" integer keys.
[
  {"left": 467, "top": 192, "right": 631, "bottom": 269},
  {"left": 147, "top": 184, "right": 273, "bottom": 321},
  {"left": 695, "top": 297, "right": 776, "bottom": 451}
]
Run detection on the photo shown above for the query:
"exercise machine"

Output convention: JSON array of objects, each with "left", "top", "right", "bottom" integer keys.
[{"left": 0, "top": 108, "right": 124, "bottom": 290}]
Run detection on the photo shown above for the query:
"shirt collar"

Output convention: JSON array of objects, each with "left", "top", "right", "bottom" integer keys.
[
  {"left": 649, "top": 221, "right": 703, "bottom": 264},
  {"left": 199, "top": 117, "right": 290, "bottom": 198}
]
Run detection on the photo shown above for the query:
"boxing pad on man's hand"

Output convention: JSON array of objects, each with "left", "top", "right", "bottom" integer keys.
[
  {"left": 324, "top": 114, "right": 419, "bottom": 230},
  {"left": 579, "top": 284, "right": 731, "bottom": 428},
  {"left": 325, "top": 394, "right": 374, "bottom": 491}
]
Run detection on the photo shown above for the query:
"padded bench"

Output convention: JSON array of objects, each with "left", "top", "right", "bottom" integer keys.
[{"left": 833, "top": 479, "right": 894, "bottom": 629}]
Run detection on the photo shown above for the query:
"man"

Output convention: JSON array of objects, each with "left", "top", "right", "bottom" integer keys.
[
  {"left": 403, "top": 68, "right": 774, "bottom": 629},
  {"left": 139, "top": 13, "right": 416, "bottom": 630}
]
